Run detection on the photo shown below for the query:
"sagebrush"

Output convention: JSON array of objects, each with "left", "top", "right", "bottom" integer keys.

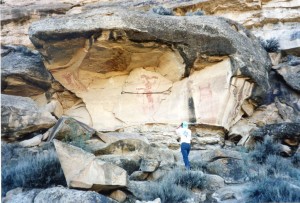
[{"left": 1, "top": 144, "right": 66, "bottom": 196}]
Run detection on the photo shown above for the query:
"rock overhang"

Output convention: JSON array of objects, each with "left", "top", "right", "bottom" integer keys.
[{"left": 28, "top": 7, "right": 272, "bottom": 131}]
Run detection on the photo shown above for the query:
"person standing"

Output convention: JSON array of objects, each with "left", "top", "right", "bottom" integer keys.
[{"left": 176, "top": 121, "right": 192, "bottom": 170}]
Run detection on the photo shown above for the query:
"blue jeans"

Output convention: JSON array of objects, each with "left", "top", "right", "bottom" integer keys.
[{"left": 181, "top": 142, "right": 191, "bottom": 170}]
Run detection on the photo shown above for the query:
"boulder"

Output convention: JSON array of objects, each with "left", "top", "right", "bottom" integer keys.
[
  {"left": 93, "top": 139, "right": 151, "bottom": 156},
  {"left": 29, "top": 7, "right": 271, "bottom": 131},
  {"left": 273, "top": 57, "right": 300, "bottom": 92},
  {"left": 204, "top": 174, "right": 225, "bottom": 191},
  {"left": 53, "top": 140, "right": 128, "bottom": 191},
  {"left": 34, "top": 187, "right": 117, "bottom": 203},
  {"left": 109, "top": 190, "right": 127, "bottom": 203},
  {"left": 250, "top": 122, "right": 300, "bottom": 154},
  {"left": 1, "top": 45, "right": 53, "bottom": 96},
  {"left": 47, "top": 116, "right": 95, "bottom": 142},
  {"left": 97, "top": 154, "right": 141, "bottom": 175},
  {"left": 211, "top": 183, "right": 250, "bottom": 203},
  {"left": 94, "top": 138, "right": 176, "bottom": 170},
  {"left": 1, "top": 94, "right": 57, "bottom": 140},
  {"left": 206, "top": 158, "right": 248, "bottom": 184},
  {"left": 19, "top": 134, "right": 43, "bottom": 147},
  {"left": 269, "top": 70, "right": 300, "bottom": 123},
  {"left": 198, "top": 149, "right": 248, "bottom": 184},
  {"left": 129, "top": 171, "right": 149, "bottom": 181},
  {"left": 139, "top": 158, "right": 160, "bottom": 172},
  {"left": 229, "top": 103, "right": 285, "bottom": 146},
  {"left": 2, "top": 189, "right": 42, "bottom": 203}
]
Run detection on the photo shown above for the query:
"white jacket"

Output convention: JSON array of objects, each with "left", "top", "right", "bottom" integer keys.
[{"left": 176, "top": 127, "right": 191, "bottom": 144}]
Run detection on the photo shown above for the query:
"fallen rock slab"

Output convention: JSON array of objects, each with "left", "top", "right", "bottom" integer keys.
[
  {"left": 53, "top": 140, "right": 128, "bottom": 191},
  {"left": 1, "top": 94, "right": 57, "bottom": 140}
]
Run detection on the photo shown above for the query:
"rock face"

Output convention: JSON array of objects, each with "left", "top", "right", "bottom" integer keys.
[
  {"left": 173, "top": 0, "right": 300, "bottom": 55},
  {"left": 53, "top": 140, "right": 128, "bottom": 191},
  {"left": 1, "top": 45, "right": 53, "bottom": 97},
  {"left": 1, "top": 94, "right": 57, "bottom": 140},
  {"left": 28, "top": 7, "right": 270, "bottom": 132}
]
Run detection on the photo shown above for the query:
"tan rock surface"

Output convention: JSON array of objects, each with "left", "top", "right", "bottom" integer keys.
[{"left": 54, "top": 140, "right": 128, "bottom": 191}]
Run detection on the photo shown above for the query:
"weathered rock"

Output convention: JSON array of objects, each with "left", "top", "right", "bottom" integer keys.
[
  {"left": 34, "top": 187, "right": 117, "bottom": 203},
  {"left": 136, "top": 198, "right": 161, "bottom": 203},
  {"left": 273, "top": 60, "right": 300, "bottom": 92},
  {"left": 2, "top": 188, "right": 42, "bottom": 203},
  {"left": 98, "top": 132, "right": 149, "bottom": 144},
  {"left": 97, "top": 154, "right": 141, "bottom": 175},
  {"left": 94, "top": 138, "right": 176, "bottom": 170},
  {"left": 250, "top": 122, "right": 300, "bottom": 154},
  {"left": 1, "top": 45, "right": 53, "bottom": 97},
  {"left": 42, "top": 100, "right": 64, "bottom": 118},
  {"left": 1, "top": 94, "right": 57, "bottom": 140},
  {"left": 94, "top": 139, "right": 151, "bottom": 156},
  {"left": 47, "top": 116, "right": 95, "bottom": 142},
  {"left": 19, "top": 134, "right": 43, "bottom": 147},
  {"left": 211, "top": 183, "right": 250, "bottom": 203},
  {"left": 204, "top": 174, "right": 225, "bottom": 191},
  {"left": 53, "top": 140, "right": 128, "bottom": 191},
  {"left": 109, "top": 190, "right": 127, "bottom": 203},
  {"left": 1, "top": 2, "right": 75, "bottom": 47},
  {"left": 139, "top": 158, "right": 160, "bottom": 172},
  {"left": 206, "top": 158, "right": 248, "bottom": 184},
  {"left": 229, "top": 103, "right": 285, "bottom": 146},
  {"left": 269, "top": 70, "right": 300, "bottom": 123},
  {"left": 129, "top": 171, "right": 149, "bottom": 181},
  {"left": 28, "top": 7, "right": 271, "bottom": 132}
]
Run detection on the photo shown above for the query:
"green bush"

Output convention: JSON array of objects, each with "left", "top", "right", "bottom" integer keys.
[{"left": 1, "top": 145, "right": 66, "bottom": 196}]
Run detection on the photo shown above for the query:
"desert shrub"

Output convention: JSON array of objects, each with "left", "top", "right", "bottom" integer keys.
[
  {"left": 138, "top": 168, "right": 205, "bottom": 203},
  {"left": 291, "top": 152, "right": 300, "bottom": 168},
  {"left": 1, "top": 142, "right": 22, "bottom": 164},
  {"left": 2, "top": 147, "right": 66, "bottom": 196},
  {"left": 246, "top": 177, "right": 300, "bottom": 203},
  {"left": 142, "top": 180, "right": 192, "bottom": 203},
  {"left": 186, "top": 10, "right": 205, "bottom": 16},
  {"left": 151, "top": 6, "right": 174, "bottom": 16},
  {"left": 249, "top": 136, "right": 282, "bottom": 164},
  {"left": 190, "top": 160, "right": 206, "bottom": 171},
  {"left": 259, "top": 37, "right": 280, "bottom": 52},
  {"left": 166, "top": 169, "right": 206, "bottom": 190}
]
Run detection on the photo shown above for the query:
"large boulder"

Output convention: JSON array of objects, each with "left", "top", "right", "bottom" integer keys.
[
  {"left": 273, "top": 56, "right": 300, "bottom": 92},
  {"left": 1, "top": 94, "right": 57, "bottom": 140},
  {"left": 28, "top": 7, "right": 271, "bottom": 131},
  {"left": 1, "top": 45, "right": 53, "bottom": 97},
  {"left": 4, "top": 187, "right": 117, "bottom": 203},
  {"left": 53, "top": 140, "right": 128, "bottom": 191},
  {"left": 34, "top": 187, "right": 118, "bottom": 203}
]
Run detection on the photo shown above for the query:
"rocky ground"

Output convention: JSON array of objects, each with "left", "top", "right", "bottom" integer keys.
[{"left": 1, "top": 0, "right": 300, "bottom": 202}]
